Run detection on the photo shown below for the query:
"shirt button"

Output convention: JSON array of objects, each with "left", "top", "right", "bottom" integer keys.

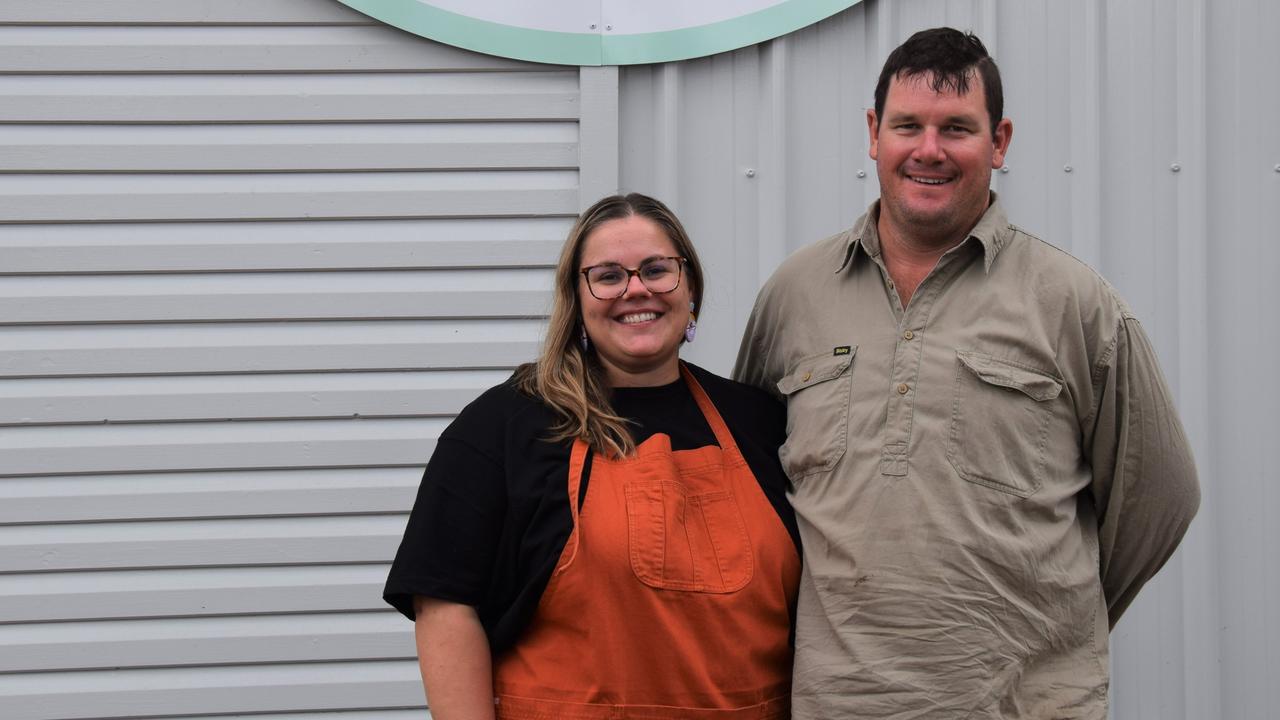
[
  {"left": 886, "top": 280, "right": 895, "bottom": 289},
  {"left": 897, "top": 383, "right": 909, "bottom": 394},
  {"left": 903, "top": 330, "right": 914, "bottom": 340},
  {"left": 802, "top": 371, "right": 812, "bottom": 382}
]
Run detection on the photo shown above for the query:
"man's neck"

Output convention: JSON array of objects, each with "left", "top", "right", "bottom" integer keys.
[{"left": 876, "top": 212, "right": 980, "bottom": 308}]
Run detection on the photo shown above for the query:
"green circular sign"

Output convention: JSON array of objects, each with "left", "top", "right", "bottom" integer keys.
[{"left": 337, "top": 0, "right": 864, "bottom": 65}]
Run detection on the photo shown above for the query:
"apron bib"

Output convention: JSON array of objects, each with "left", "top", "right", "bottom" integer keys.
[{"left": 493, "top": 365, "right": 800, "bottom": 719}]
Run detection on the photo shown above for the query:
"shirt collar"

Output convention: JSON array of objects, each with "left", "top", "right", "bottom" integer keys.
[{"left": 836, "top": 192, "right": 1013, "bottom": 274}]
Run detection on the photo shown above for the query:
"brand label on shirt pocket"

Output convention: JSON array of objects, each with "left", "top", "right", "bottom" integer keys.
[
  {"left": 776, "top": 349, "right": 856, "bottom": 479},
  {"left": 947, "top": 350, "right": 1064, "bottom": 497}
]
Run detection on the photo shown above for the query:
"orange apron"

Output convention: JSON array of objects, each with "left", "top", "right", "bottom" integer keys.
[{"left": 492, "top": 365, "right": 801, "bottom": 719}]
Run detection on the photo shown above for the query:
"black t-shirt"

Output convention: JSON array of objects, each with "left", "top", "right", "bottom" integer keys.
[{"left": 383, "top": 363, "right": 798, "bottom": 654}]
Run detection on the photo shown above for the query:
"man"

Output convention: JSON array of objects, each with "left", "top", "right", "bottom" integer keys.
[{"left": 734, "top": 28, "right": 1199, "bottom": 719}]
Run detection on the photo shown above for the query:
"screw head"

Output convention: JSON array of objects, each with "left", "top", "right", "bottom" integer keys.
[
  {"left": 1000, "top": 165, "right": 1010, "bottom": 173},
  {"left": 1274, "top": 164, "right": 1280, "bottom": 173},
  {"left": 856, "top": 170, "right": 866, "bottom": 178},
  {"left": 745, "top": 168, "right": 756, "bottom": 178},
  {"left": 1063, "top": 165, "right": 1073, "bottom": 173},
  {"left": 1171, "top": 163, "right": 1182, "bottom": 172},
  {"left": 589, "top": 23, "right": 597, "bottom": 29},
  {"left": 605, "top": 24, "right": 612, "bottom": 31}
]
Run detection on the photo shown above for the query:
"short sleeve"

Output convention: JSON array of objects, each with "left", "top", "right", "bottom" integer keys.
[{"left": 383, "top": 430, "right": 507, "bottom": 620}]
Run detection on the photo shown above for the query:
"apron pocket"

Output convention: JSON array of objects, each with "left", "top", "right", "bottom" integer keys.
[{"left": 625, "top": 481, "right": 753, "bottom": 593}]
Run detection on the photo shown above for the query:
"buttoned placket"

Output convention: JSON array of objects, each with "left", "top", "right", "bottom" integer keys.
[{"left": 869, "top": 241, "right": 978, "bottom": 478}]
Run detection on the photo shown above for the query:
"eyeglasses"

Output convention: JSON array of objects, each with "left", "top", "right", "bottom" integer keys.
[{"left": 579, "top": 256, "right": 687, "bottom": 300}]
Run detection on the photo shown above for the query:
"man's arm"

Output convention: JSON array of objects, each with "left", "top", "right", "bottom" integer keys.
[
  {"left": 733, "top": 285, "right": 783, "bottom": 398},
  {"left": 1086, "top": 316, "right": 1200, "bottom": 627}
]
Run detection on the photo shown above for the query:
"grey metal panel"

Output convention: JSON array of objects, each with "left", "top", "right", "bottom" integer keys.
[
  {"left": 0, "top": 0, "right": 373, "bottom": 24},
  {"left": 0, "top": 418, "right": 445, "bottom": 476},
  {"left": 0, "top": 122, "right": 578, "bottom": 172},
  {"left": 0, "top": 467, "right": 424, "bottom": 523},
  {"left": 0, "top": 514, "right": 407, "bottom": 572},
  {"left": 0, "top": 612, "right": 413, "bottom": 672},
  {"left": 0, "top": 268, "right": 553, "bottom": 323},
  {"left": 0, "top": 661, "right": 424, "bottom": 720},
  {"left": 0, "top": 217, "right": 569, "bottom": 273},
  {"left": 0, "top": 170, "right": 578, "bottom": 223},
  {"left": 0, "top": 565, "right": 389, "bottom": 622},
  {"left": 0, "top": 320, "right": 545, "bottom": 377},
  {"left": 0, "top": 370, "right": 510, "bottom": 425},
  {"left": 617, "top": 0, "right": 1275, "bottom": 717},
  {"left": 0, "top": 4, "right": 606, "bottom": 716},
  {"left": 0, "top": 73, "right": 579, "bottom": 123},
  {"left": 0, "top": 25, "right": 542, "bottom": 73}
]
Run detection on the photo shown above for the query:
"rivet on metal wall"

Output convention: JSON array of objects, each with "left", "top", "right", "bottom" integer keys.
[
  {"left": 856, "top": 170, "right": 866, "bottom": 178},
  {"left": 1063, "top": 165, "right": 1073, "bottom": 173},
  {"left": 1171, "top": 163, "right": 1182, "bottom": 172},
  {"left": 1000, "top": 165, "right": 1010, "bottom": 173},
  {"left": 1273, "top": 164, "right": 1279, "bottom": 173},
  {"left": 745, "top": 169, "right": 756, "bottom": 178},
  {"left": 590, "top": 24, "right": 597, "bottom": 29},
  {"left": 605, "top": 25, "right": 612, "bottom": 31}
]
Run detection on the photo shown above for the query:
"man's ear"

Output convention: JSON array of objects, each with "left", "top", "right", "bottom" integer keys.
[
  {"left": 866, "top": 108, "right": 880, "bottom": 160},
  {"left": 991, "top": 117, "right": 1013, "bottom": 168}
]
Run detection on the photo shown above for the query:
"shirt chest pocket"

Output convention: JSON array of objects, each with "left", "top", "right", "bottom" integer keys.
[
  {"left": 776, "top": 350, "right": 855, "bottom": 480},
  {"left": 946, "top": 350, "right": 1064, "bottom": 497}
]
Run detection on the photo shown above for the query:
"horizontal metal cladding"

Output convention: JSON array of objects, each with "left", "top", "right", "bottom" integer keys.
[
  {"left": 0, "top": 564, "right": 391, "bottom": 622},
  {"left": 0, "top": 319, "right": 546, "bottom": 377},
  {"left": 0, "top": 267, "right": 555, "bottom": 322},
  {"left": 0, "top": 0, "right": 376, "bottom": 25},
  {"left": 0, "top": 122, "right": 578, "bottom": 173},
  {"left": 0, "top": 170, "right": 579, "bottom": 222},
  {"left": 0, "top": 611, "right": 415, "bottom": 672},
  {"left": 0, "top": 661, "right": 424, "bottom": 720},
  {"left": 0, "top": 24, "right": 546, "bottom": 73},
  {"left": 0, "top": 217, "right": 570, "bottom": 273},
  {"left": 0, "top": 73, "right": 579, "bottom": 124},
  {"left": 0, "top": 467, "right": 426, "bottom": 523},
  {"left": 0, "top": 4, "right": 585, "bottom": 718}
]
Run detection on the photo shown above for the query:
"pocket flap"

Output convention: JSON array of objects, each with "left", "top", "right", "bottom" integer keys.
[
  {"left": 956, "top": 350, "right": 1062, "bottom": 401},
  {"left": 776, "top": 348, "right": 855, "bottom": 396}
]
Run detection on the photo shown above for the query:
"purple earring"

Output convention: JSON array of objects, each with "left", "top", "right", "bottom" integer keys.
[{"left": 684, "top": 302, "right": 697, "bottom": 343}]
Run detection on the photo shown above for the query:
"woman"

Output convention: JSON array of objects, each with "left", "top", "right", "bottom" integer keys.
[{"left": 384, "top": 193, "right": 800, "bottom": 719}]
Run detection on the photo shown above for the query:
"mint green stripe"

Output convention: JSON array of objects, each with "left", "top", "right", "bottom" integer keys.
[
  {"left": 337, "top": 0, "right": 602, "bottom": 66},
  {"left": 337, "top": 0, "right": 864, "bottom": 66},
  {"left": 603, "top": 0, "right": 863, "bottom": 65}
]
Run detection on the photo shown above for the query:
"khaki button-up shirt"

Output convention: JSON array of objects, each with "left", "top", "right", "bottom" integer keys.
[{"left": 734, "top": 197, "right": 1199, "bottom": 719}]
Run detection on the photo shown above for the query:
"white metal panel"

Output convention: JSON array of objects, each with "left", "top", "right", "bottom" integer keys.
[
  {"left": 0, "top": 0, "right": 373, "bottom": 24},
  {"left": 0, "top": 320, "right": 545, "bottom": 377},
  {"left": 618, "top": 1, "right": 1276, "bottom": 718},
  {"left": 0, "top": 72, "right": 579, "bottom": 123},
  {"left": 0, "top": 612, "right": 413, "bottom": 671},
  {"left": 0, "top": 24, "right": 541, "bottom": 72},
  {"left": 0, "top": 467, "right": 423, "bottom": 523},
  {"left": 0, "top": 565, "right": 389, "bottom": 622},
  {"left": 0, "top": 661, "right": 424, "bottom": 720},
  {"left": 0, "top": 217, "right": 569, "bottom": 273},
  {"left": 0, "top": 122, "right": 578, "bottom": 172},
  {"left": 0, "top": 2, "right": 609, "bottom": 717}
]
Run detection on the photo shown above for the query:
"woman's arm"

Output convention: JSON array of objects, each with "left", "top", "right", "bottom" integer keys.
[{"left": 413, "top": 596, "right": 496, "bottom": 720}]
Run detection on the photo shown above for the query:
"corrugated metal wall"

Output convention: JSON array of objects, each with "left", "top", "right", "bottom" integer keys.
[
  {"left": 622, "top": 1, "right": 1278, "bottom": 718},
  {"left": 3, "top": 0, "right": 1276, "bottom": 718},
  {"left": 0, "top": 1, "right": 615, "bottom": 717}
]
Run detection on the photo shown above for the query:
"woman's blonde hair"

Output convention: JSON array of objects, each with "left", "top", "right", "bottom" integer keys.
[{"left": 514, "top": 193, "right": 704, "bottom": 457}]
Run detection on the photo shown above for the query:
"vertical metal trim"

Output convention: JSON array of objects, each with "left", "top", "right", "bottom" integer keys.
[{"left": 579, "top": 65, "right": 620, "bottom": 209}]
